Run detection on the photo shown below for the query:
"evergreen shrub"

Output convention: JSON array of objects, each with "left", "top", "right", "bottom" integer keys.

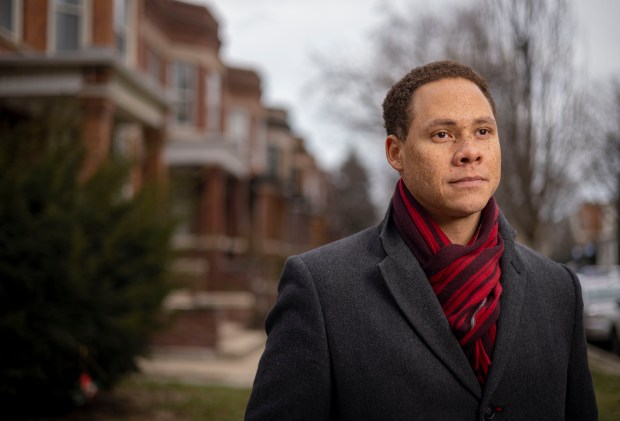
[{"left": 0, "top": 113, "right": 175, "bottom": 418}]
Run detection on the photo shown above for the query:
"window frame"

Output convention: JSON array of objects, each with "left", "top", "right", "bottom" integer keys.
[
  {"left": 114, "top": 0, "right": 128, "bottom": 58},
  {"left": 171, "top": 61, "right": 197, "bottom": 126},
  {"left": 205, "top": 71, "right": 222, "bottom": 132},
  {"left": 227, "top": 106, "right": 249, "bottom": 146},
  {"left": 0, "top": 0, "right": 23, "bottom": 41},
  {"left": 267, "top": 144, "right": 280, "bottom": 179},
  {"left": 48, "top": 0, "right": 91, "bottom": 53},
  {"left": 146, "top": 46, "right": 162, "bottom": 87}
]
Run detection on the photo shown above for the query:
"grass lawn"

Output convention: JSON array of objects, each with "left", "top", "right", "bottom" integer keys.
[
  {"left": 593, "top": 368, "right": 620, "bottom": 421},
  {"left": 42, "top": 376, "right": 252, "bottom": 421},
  {"left": 31, "top": 366, "right": 620, "bottom": 420}
]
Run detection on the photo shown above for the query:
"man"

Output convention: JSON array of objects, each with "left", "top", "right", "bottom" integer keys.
[{"left": 245, "top": 61, "right": 597, "bottom": 420}]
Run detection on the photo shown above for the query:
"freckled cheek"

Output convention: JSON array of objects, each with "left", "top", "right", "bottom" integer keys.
[
  {"left": 404, "top": 147, "right": 445, "bottom": 184},
  {"left": 488, "top": 146, "right": 502, "bottom": 179},
  {"left": 409, "top": 162, "right": 441, "bottom": 196}
]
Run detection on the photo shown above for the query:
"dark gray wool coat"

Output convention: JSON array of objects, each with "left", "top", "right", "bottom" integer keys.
[{"left": 245, "top": 211, "right": 598, "bottom": 421}]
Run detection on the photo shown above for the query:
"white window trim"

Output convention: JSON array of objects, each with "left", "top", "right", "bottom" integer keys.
[
  {"left": 205, "top": 71, "right": 221, "bottom": 132},
  {"left": 124, "top": 0, "right": 138, "bottom": 67},
  {"left": 170, "top": 61, "right": 197, "bottom": 127},
  {"left": 114, "top": 0, "right": 127, "bottom": 57},
  {"left": 114, "top": 0, "right": 134, "bottom": 63},
  {"left": 227, "top": 106, "right": 249, "bottom": 145},
  {"left": 0, "top": 0, "right": 23, "bottom": 41},
  {"left": 47, "top": 0, "right": 92, "bottom": 53},
  {"left": 146, "top": 47, "right": 162, "bottom": 87}
]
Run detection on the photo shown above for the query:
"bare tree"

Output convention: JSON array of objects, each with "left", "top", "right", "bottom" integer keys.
[
  {"left": 474, "top": 0, "right": 597, "bottom": 251},
  {"left": 598, "top": 80, "right": 620, "bottom": 194},
  {"left": 597, "top": 80, "right": 620, "bottom": 263},
  {"left": 311, "top": 0, "right": 600, "bottom": 252},
  {"left": 613, "top": 82, "right": 620, "bottom": 263},
  {"left": 326, "top": 149, "right": 378, "bottom": 239}
]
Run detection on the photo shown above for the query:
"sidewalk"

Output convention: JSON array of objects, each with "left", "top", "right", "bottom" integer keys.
[
  {"left": 138, "top": 331, "right": 265, "bottom": 388},
  {"left": 586, "top": 345, "right": 620, "bottom": 375},
  {"left": 138, "top": 340, "right": 620, "bottom": 388}
]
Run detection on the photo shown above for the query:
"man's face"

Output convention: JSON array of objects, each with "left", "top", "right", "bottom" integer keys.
[{"left": 387, "top": 77, "right": 501, "bottom": 226}]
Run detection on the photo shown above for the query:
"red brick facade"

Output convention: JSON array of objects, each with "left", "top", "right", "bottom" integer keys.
[
  {"left": 0, "top": 0, "right": 329, "bottom": 352},
  {"left": 92, "top": 0, "right": 114, "bottom": 46},
  {"left": 22, "top": 0, "right": 48, "bottom": 51}
]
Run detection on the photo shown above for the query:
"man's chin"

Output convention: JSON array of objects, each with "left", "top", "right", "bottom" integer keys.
[{"left": 448, "top": 203, "right": 490, "bottom": 219}]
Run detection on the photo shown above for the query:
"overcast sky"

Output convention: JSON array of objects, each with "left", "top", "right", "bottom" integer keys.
[{"left": 196, "top": 0, "right": 620, "bottom": 169}]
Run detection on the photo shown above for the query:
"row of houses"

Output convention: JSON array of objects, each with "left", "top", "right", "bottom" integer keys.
[
  {"left": 0, "top": 0, "right": 330, "bottom": 352},
  {"left": 4, "top": 1, "right": 616, "bottom": 356}
]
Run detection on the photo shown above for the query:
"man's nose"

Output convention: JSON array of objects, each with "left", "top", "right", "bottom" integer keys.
[{"left": 452, "top": 137, "right": 482, "bottom": 165}]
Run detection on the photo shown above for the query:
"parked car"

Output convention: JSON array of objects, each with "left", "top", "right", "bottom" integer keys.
[{"left": 578, "top": 266, "right": 620, "bottom": 354}]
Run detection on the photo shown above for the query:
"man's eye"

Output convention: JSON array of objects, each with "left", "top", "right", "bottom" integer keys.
[
  {"left": 435, "top": 131, "right": 449, "bottom": 139},
  {"left": 478, "top": 128, "right": 490, "bottom": 136}
]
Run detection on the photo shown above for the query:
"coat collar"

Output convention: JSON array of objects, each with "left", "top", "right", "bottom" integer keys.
[{"left": 378, "top": 207, "right": 526, "bottom": 399}]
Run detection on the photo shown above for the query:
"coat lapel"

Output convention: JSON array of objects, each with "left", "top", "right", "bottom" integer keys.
[
  {"left": 482, "top": 215, "right": 526, "bottom": 401},
  {"left": 378, "top": 214, "right": 482, "bottom": 399}
]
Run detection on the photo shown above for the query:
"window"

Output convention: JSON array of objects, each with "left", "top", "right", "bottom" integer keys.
[
  {"left": 267, "top": 145, "right": 279, "bottom": 178},
  {"left": 225, "top": 177, "right": 237, "bottom": 236},
  {"left": 147, "top": 47, "right": 161, "bottom": 85},
  {"left": 54, "top": 0, "right": 85, "bottom": 51},
  {"left": 114, "top": 0, "right": 128, "bottom": 56},
  {"left": 227, "top": 107, "right": 249, "bottom": 146},
  {"left": 172, "top": 61, "right": 196, "bottom": 125},
  {"left": 0, "top": 0, "right": 13, "bottom": 32},
  {"left": 169, "top": 168, "right": 200, "bottom": 235},
  {"left": 291, "top": 168, "right": 301, "bottom": 193},
  {"left": 1, "top": 0, "right": 22, "bottom": 38},
  {"left": 206, "top": 72, "right": 221, "bottom": 132}
]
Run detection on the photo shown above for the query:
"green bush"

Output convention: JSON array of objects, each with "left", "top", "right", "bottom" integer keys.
[{"left": 0, "top": 115, "right": 175, "bottom": 418}]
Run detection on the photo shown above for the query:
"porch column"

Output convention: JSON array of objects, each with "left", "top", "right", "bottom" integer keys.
[
  {"left": 142, "top": 126, "right": 167, "bottom": 184},
  {"left": 199, "top": 167, "right": 226, "bottom": 236},
  {"left": 79, "top": 96, "right": 114, "bottom": 181}
]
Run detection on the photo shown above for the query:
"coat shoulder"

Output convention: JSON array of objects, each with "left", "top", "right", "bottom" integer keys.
[
  {"left": 512, "top": 242, "right": 580, "bottom": 300},
  {"left": 298, "top": 224, "right": 384, "bottom": 266},
  {"left": 283, "top": 224, "right": 385, "bottom": 291},
  {"left": 513, "top": 242, "right": 573, "bottom": 278}
]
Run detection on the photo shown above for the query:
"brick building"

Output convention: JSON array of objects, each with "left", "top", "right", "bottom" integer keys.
[
  {"left": 570, "top": 202, "right": 618, "bottom": 267},
  {"left": 0, "top": 0, "right": 329, "bottom": 352}
]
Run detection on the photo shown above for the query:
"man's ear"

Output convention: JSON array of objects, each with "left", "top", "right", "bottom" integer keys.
[{"left": 385, "top": 135, "right": 404, "bottom": 172}]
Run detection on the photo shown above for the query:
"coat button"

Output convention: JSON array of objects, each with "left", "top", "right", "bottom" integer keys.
[{"left": 484, "top": 405, "right": 496, "bottom": 420}]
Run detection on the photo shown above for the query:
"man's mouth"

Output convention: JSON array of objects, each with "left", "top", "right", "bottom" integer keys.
[{"left": 449, "top": 176, "right": 486, "bottom": 187}]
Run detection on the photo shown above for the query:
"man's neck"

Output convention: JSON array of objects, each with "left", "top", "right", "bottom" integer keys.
[{"left": 435, "top": 213, "right": 482, "bottom": 246}]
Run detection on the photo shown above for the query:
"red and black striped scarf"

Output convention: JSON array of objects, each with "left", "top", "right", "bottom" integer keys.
[{"left": 391, "top": 179, "right": 504, "bottom": 385}]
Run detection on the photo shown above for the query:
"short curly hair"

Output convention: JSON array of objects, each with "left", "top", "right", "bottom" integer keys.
[{"left": 382, "top": 60, "right": 495, "bottom": 140}]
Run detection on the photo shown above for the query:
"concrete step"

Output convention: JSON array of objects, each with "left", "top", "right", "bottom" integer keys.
[{"left": 217, "top": 326, "right": 266, "bottom": 359}]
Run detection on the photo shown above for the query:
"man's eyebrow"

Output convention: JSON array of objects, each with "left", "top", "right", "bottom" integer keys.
[
  {"left": 423, "top": 119, "right": 458, "bottom": 130},
  {"left": 423, "top": 117, "right": 497, "bottom": 130},
  {"left": 473, "top": 117, "right": 497, "bottom": 126}
]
